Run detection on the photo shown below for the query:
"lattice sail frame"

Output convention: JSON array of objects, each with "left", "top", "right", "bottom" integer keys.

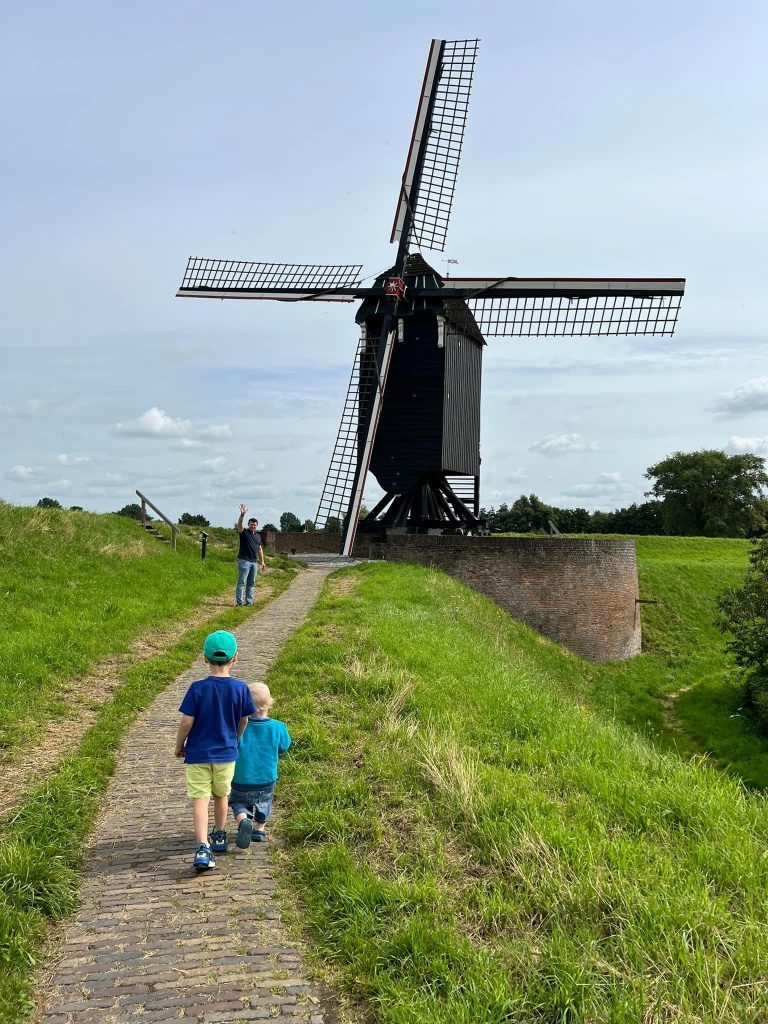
[
  {"left": 314, "top": 328, "right": 379, "bottom": 532},
  {"left": 468, "top": 293, "right": 682, "bottom": 336},
  {"left": 391, "top": 38, "right": 479, "bottom": 253},
  {"left": 178, "top": 258, "right": 362, "bottom": 300}
]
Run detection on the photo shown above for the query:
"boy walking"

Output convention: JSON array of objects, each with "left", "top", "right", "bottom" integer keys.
[
  {"left": 175, "top": 630, "right": 256, "bottom": 871},
  {"left": 229, "top": 682, "right": 291, "bottom": 849}
]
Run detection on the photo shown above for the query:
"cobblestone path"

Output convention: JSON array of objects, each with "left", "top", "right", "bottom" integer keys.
[{"left": 38, "top": 566, "right": 343, "bottom": 1024}]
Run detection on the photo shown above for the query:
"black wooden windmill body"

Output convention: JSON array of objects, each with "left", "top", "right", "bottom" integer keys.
[{"left": 178, "top": 39, "right": 685, "bottom": 556}]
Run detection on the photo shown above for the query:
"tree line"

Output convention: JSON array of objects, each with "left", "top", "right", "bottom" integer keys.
[{"left": 483, "top": 451, "right": 768, "bottom": 538}]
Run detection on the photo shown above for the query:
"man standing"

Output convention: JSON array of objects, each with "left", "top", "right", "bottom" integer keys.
[{"left": 236, "top": 504, "right": 266, "bottom": 606}]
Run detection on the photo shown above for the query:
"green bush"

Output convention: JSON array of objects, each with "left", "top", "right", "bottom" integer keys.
[{"left": 716, "top": 536, "right": 768, "bottom": 729}]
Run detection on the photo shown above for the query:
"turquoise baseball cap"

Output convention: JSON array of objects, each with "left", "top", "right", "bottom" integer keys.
[{"left": 203, "top": 630, "right": 237, "bottom": 663}]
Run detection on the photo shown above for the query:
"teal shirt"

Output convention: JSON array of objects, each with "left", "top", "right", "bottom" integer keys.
[{"left": 232, "top": 716, "right": 291, "bottom": 786}]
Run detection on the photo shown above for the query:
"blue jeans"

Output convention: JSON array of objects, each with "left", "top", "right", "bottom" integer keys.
[
  {"left": 229, "top": 782, "right": 276, "bottom": 824},
  {"left": 236, "top": 558, "right": 258, "bottom": 605}
]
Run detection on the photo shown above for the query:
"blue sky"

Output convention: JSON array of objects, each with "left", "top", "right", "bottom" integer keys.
[{"left": 2, "top": 0, "right": 767, "bottom": 526}]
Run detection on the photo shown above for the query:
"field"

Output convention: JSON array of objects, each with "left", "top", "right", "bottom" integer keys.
[{"left": 1, "top": 511, "right": 765, "bottom": 1022}]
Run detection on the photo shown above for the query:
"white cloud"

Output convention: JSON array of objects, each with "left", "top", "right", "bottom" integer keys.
[
  {"left": 116, "top": 406, "right": 193, "bottom": 437},
  {"left": 562, "top": 472, "right": 627, "bottom": 499},
  {"left": 44, "top": 478, "right": 72, "bottom": 489},
  {"left": 56, "top": 453, "right": 91, "bottom": 466},
  {"left": 8, "top": 465, "right": 39, "bottom": 480},
  {"left": 725, "top": 436, "right": 768, "bottom": 455},
  {"left": 201, "top": 456, "right": 226, "bottom": 471},
  {"left": 172, "top": 438, "right": 207, "bottom": 449},
  {"left": 715, "top": 377, "right": 768, "bottom": 417},
  {"left": 199, "top": 424, "right": 233, "bottom": 440},
  {"left": 115, "top": 406, "right": 233, "bottom": 445},
  {"left": 0, "top": 399, "right": 43, "bottom": 418},
  {"left": 506, "top": 468, "right": 527, "bottom": 483},
  {"left": 529, "top": 433, "right": 598, "bottom": 457}
]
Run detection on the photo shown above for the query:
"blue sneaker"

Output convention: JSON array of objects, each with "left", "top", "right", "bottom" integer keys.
[
  {"left": 193, "top": 843, "right": 215, "bottom": 871},
  {"left": 252, "top": 829, "right": 267, "bottom": 842},
  {"left": 209, "top": 830, "right": 228, "bottom": 854},
  {"left": 236, "top": 818, "right": 253, "bottom": 849}
]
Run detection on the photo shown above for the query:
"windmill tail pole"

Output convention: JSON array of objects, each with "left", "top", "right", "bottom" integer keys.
[{"left": 340, "top": 321, "right": 397, "bottom": 557}]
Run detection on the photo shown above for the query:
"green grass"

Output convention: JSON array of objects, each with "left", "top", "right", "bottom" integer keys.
[
  {"left": 269, "top": 559, "right": 768, "bottom": 1024},
  {"left": 0, "top": 502, "right": 292, "bottom": 753},
  {"left": 596, "top": 537, "right": 766, "bottom": 784},
  {"left": 0, "top": 556, "right": 298, "bottom": 1023},
  {"left": 496, "top": 534, "right": 760, "bottom": 783}
]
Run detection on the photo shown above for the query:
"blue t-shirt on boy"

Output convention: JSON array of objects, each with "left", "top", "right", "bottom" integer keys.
[
  {"left": 233, "top": 717, "right": 292, "bottom": 786},
  {"left": 179, "top": 676, "right": 256, "bottom": 763}
]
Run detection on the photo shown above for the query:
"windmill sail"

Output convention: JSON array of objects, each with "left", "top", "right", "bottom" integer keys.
[
  {"left": 315, "top": 326, "right": 396, "bottom": 556},
  {"left": 391, "top": 39, "right": 479, "bottom": 253},
  {"left": 177, "top": 258, "right": 363, "bottom": 301},
  {"left": 441, "top": 276, "right": 685, "bottom": 336}
]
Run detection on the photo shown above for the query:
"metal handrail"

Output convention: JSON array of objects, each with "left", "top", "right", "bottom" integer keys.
[{"left": 136, "top": 489, "right": 179, "bottom": 550}]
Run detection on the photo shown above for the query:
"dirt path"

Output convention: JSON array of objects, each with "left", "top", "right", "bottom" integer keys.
[{"left": 36, "top": 565, "right": 347, "bottom": 1024}]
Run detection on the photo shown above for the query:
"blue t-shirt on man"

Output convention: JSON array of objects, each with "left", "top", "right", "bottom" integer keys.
[{"left": 179, "top": 676, "right": 256, "bottom": 763}]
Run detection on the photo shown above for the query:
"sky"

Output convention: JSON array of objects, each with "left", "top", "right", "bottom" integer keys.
[{"left": 1, "top": 0, "right": 767, "bottom": 527}]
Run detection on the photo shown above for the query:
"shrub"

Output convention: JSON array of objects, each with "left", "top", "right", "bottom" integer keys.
[{"left": 716, "top": 536, "right": 768, "bottom": 729}]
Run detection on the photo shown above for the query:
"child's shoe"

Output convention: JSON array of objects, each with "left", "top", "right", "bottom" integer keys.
[
  {"left": 193, "top": 843, "right": 215, "bottom": 871},
  {"left": 252, "top": 829, "right": 267, "bottom": 842},
  {"left": 209, "top": 830, "right": 228, "bottom": 854},
  {"left": 236, "top": 818, "right": 253, "bottom": 849}
]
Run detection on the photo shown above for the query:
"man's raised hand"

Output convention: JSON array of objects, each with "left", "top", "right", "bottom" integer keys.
[{"left": 239, "top": 504, "right": 248, "bottom": 516}]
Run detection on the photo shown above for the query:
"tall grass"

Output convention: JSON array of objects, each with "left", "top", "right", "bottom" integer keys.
[
  {"left": 0, "top": 502, "right": 287, "bottom": 752},
  {"left": 270, "top": 561, "right": 768, "bottom": 1024}
]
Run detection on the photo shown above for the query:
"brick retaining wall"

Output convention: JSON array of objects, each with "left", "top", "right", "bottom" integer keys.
[{"left": 272, "top": 532, "right": 641, "bottom": 663}]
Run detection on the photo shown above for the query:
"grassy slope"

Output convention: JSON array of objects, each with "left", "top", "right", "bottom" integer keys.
[
  {"left": 493, "top": 535, "right": 760, "bottom": 783},
  {"left": 0, "top": 503, "right": 282, "bottom": 752},
  {"left": 269, "top": 556, "right": 768, "bottom": 1024},
  {"left": 597, "top": 537, "right": 766, "bottom": 784},
  {"left": 0, "top": 503, "right": 298, "bottom": 1021}
]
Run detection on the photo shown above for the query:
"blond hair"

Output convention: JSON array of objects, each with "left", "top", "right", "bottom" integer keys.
[{"left": 249, "top": 682, "right": 274, "bottom": 713}]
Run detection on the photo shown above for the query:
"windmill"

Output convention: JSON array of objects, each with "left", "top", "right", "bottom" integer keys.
[{"left": 177, "top": 38, "right": 684, "bottom": 556}]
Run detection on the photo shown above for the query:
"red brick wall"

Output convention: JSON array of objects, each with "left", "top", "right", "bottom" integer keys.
[
  {"left": 270, "top": 531, "right": 340, "bottom": 554},
  {"left": 272, "top": 532, "right": 641, "bottom": 663}
]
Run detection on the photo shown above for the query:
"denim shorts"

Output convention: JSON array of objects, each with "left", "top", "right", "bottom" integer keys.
[{"left": 228, "top": 782, "right": 276, "bottom": 824}]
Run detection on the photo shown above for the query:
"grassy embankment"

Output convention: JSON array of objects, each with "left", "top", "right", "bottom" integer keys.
[
  {"left": 267, "top": 543, "right": 767, "bottom": 1023},
  {"left": 0, "top": 502, "right": 298, "bottom": 1021}
]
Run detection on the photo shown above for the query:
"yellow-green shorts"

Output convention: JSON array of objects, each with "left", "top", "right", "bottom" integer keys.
[{"left": 185, "top": 762, "right": 236, "bottom": 800}]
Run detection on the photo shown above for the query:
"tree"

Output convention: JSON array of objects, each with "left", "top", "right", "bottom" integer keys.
[
  {"left": 69, "top": 505, "right": 84, "bottom": 512},
  {"left": 114, "top": 503, "right": 148, "bottom": 520},
  {"left": 646, "top": 450, "right": 768, "bottom": 537},
  {"left": 303, "top": 519, "right": 316, "bottom": 532},
  {"left": 280, "top": 511, "right": 303, "bottom": 532},
  {"left": 179, "top": 512, "right": 210, "bottom": 527},
  {"left": 482, "top": 494, "right": 553, "bottom": 534},
  {"left": 716, "top": 537, "right": 768, "bottom": 730},
  {"left": 552, "top": 507, "right": 593, "bottom": 534},
  {"left": 261, "top": 522, "right": 278, "bottom": 533},
  {"left": 325, "top": 516, "right": 342, "bottom": 534},
  {"left": 37, "top": 497, "right": 62, "bottom": 509},
  {"left": 716, "top": 537, "right": 768, "bottom": 671}
]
